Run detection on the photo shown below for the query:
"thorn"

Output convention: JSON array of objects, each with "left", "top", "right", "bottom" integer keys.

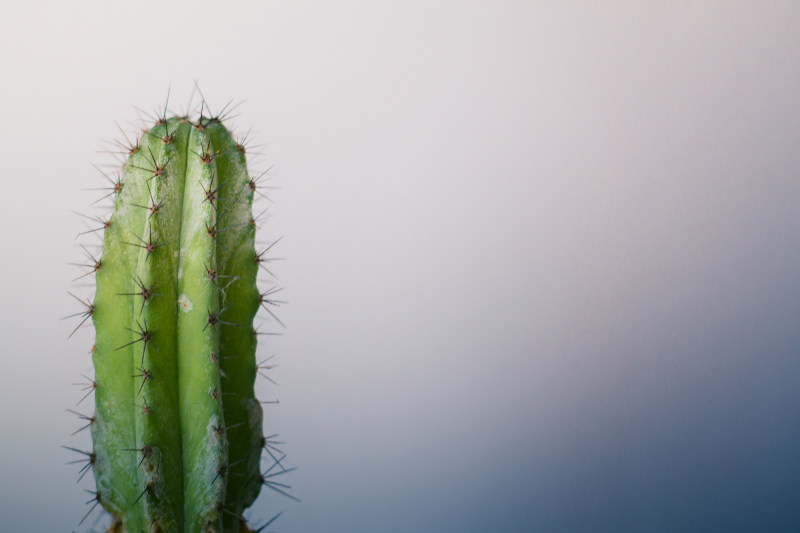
[
  {"left": 234, "top": 129, "right": 265, "bottom": 156},
  {"left": 63, "top": 446, "right": 96, "bottom": 482},
  {"left": 184, "top": 82, "right": 198, "bottom": 119},
  {"left": 209, "top": 463, "right": 228, "bottom": 486},
  {"left": 63, "top": 292, "right": 95, "bottom": 338},
  {"left": 72, "top": 210, "right": 111, "bottom": 239},
  {"left": 205, "top": 263, "right": 217, "bottom": 283},
  {"left": 259, "top": 398, "right": 280, "bottom": 405},
  {"left": 118, "top": 274, "right": 155, "bottom": 316},
  {"left": 251, "top": 206, "right": 271, "bottom": 229},
  {"left": 139, "top": 397, "right": 152, "bottom": 416},
  {"left": 123, "top": 445, "right": 152, "bottom": 469},
  {"left": 131, "top": 482, "right": 154, "bottom": 506},
  {"left": 131, "top": 183, "right": 165, "bottom": 219},
  {"left": 133, "top": 105, "right": 157, "bottom": 125},
  {"left": 204, "top": 305, "right": 237, "bottom": 330},
  {"left": 123, "top": 226, "right": 163, "bottom": 261},
  {"left": 69, "top": 245, "right": 102, "bottom": 281},
  {"left": 155, "top": 84, "right": 171, "bottom": 126},
  {"left": 259, "top": 455, "right": 300, "bottom": 502},
  {"left": 116, "top": 319, "right": 154, "bottom": 366},
  {"left": 251, "top": 512, "right": 284, "bottom": 533},
  {"left": 248, "top": 166, "right": 278, "bottom": 201},
  {"left": 128, "top": 147, "right": 169, "bottom": 180},
  {"left": 212, "top": 421, "right": 244, "bottom": 438},
  {"left": 253, "top": 324, "right": 282, "bottom": 337},
  {"left": 211, "top": 98, "right": 235, "bottom": 123},
  {"left": 79, "top": 490, "right": 102, "bottom": 526},
  {"left": 201, "top": 182, "right": 219, "bottom": 208},
  {"left": 87, "top": 163, "right": 125, "bottom": 205},
  {"left": 203, "top": 206, "right": 230, "bottom": 244},
  {"left": 133, "top": 366, "right": 152, "bottom": 396},
  {"left": 67, "top": 409, "right": 96, "bottom": 436},
  {"left": 255, "top": 236, "right": 284, "bottom": 278},
  {"left": 258, "top": 287, "right": 286, "bottom": 327},
  {"left": 256, "top": 355, "right": 279, "bottom": 386},
  {"left": 260, "top": 433, "right": 285, "bottom": 464},
  {"left": 207, "top": 96, "right": 246, "bottom": 126},
  {"left": 158, "top": 100, "right": 175, "bottom": 143},
  {"left": 220, "top": 506, "right": 246, "bottom": 521},
  {"left": 73, "top": 374, "right": 97, "bottom": 406},
  {"left": 193, "top": 139, "right": 235, "bottom": 165},
  {"left": 63, "top": 445, "right": 93, "bottom": 459},
  {"left": 114, "top": 120, "right": 140, "bottom": 156}
]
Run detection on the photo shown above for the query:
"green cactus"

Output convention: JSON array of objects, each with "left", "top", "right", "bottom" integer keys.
[{"left": 67, "top": 99, "right": 292, "bottom": 533}]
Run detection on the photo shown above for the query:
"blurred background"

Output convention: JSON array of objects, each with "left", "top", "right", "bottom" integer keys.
[{"left": 1, "top": 1, "right": 799, "bottom": 531}]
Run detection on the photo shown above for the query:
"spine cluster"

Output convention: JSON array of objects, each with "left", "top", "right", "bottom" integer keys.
[{"left": 66, "top": 100, "right": 292, "bottom": 533}]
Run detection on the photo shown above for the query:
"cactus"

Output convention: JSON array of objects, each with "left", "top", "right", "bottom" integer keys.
[{"left": 66, "top": 97, "right": 292, "bottom": 533}]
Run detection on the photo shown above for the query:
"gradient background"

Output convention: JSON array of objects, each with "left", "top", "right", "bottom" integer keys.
[{"left": 1, "top": 1, "right": 799, "bottom": 531}]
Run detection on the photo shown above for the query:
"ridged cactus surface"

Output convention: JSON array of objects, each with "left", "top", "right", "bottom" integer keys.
[{"left": 67, "top": 102, "right": 290, "bottom": 533}]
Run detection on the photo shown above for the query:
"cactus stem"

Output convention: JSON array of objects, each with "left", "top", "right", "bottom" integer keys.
[{"left": 71, "top": 102, "right": 290, "bottom": 530}]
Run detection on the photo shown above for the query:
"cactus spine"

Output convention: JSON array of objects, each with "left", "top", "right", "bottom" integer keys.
[{"left": 72, "top": 102, "right": 285, "bottom": 532}]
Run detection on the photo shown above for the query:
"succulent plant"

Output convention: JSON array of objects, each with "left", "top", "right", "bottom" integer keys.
[{"left": 66, "top": 96, "right": 292, "bottom": 533}]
